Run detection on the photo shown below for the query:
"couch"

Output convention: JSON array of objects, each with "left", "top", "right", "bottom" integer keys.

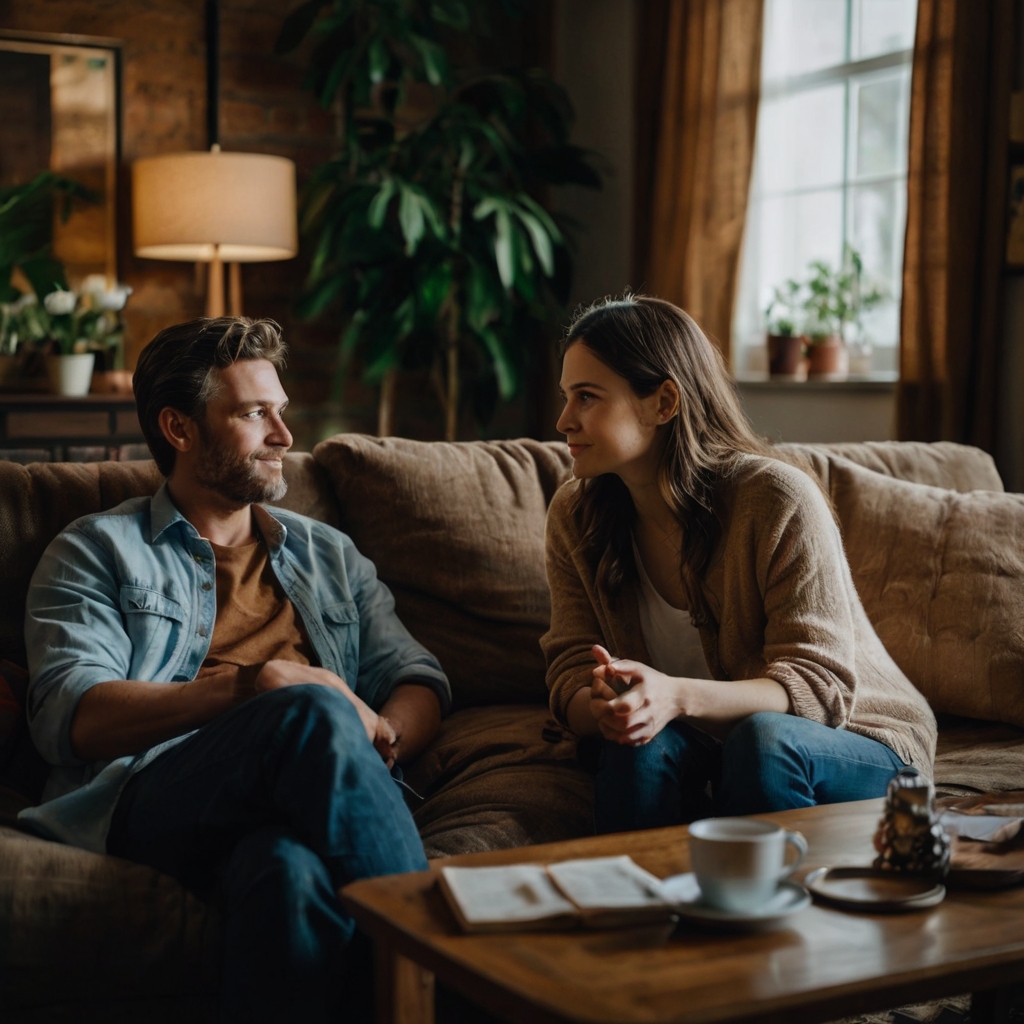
[{"left": 0, "top": 435, "right": 1022, "bottom": 1021}]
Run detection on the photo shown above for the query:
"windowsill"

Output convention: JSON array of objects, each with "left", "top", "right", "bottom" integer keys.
[{"left": 734, "top": 371, "right": 897, "bottom": 392}]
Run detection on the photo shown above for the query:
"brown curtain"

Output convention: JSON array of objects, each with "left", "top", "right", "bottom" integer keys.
[
  {"left": 634, "top": 0, "right": 764, "bottom": 365},
  {"left": 898, "top": 0, "right": 1014, "bottom": 449}
]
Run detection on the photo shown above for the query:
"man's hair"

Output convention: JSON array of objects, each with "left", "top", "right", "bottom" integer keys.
[{"left": 133, "top": 317, "right": 287, "bottom": 476}]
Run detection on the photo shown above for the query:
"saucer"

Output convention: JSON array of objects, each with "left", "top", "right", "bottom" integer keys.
[{"left": 659, "top": 873, "right": 811, "bottom": 931}]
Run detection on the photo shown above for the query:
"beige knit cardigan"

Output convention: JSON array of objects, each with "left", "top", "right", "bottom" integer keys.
[{"left": 541, "top": 454, "right": 937, "bottom": 773}]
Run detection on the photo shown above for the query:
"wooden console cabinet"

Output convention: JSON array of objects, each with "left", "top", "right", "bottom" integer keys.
[{"left": 0, "top": 394, "right": 146, "bottom": 462}]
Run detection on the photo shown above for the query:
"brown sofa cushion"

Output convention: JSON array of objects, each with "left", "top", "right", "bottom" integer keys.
[
  {"left": 404, "top": 706, "right": 593, "bottom": 857},
  {"left": 779, "top": 440, "right": 1004, "bottom": 493},
  {"left": 830, "top": 457, "right": 1024, "bottom": 728},
  {"left": 0, "top": 455, "right": 337, "bottom": 668},
  {"left": 312, "top": 435, "right": 573, "bottom": 709},
  {"left": 934, "top": 716, "right": 1024, "bottom": 793},
  {"left": 0, "top": 826, "right": 220, "bottom": 1016}
]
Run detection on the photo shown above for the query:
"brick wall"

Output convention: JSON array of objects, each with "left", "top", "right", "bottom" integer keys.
[
  {"left": 0, "top": 0, "right": 372, "bottom": 447},
  {"left": 1, "top": 1, "right": 555, "bottom": 445}
]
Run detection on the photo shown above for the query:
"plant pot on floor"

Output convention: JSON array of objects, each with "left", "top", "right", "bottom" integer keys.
[
  {"left": 767, "top": 334, "right": 806, "bottom": 378},
  {"left": 46, "top": 352, "right": 96, "bottom": 396},
  {"left": 806, "top": 336, "right": 848, "bottom": 380}
]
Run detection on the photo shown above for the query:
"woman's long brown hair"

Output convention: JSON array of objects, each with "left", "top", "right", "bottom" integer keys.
[{"left": 563, "top": 295, "right": 772, "bottom": 624}]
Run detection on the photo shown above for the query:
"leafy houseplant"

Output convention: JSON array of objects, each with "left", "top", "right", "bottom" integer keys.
[
  {"left": 276, "top": 0, "right": 600, "bottom": 439},
  {"left": 764, "top": 278, "right": 805, "bottom": 377},
  {"left": 0, "top": 171, "right": 95, "bottom": 307},
  {"left": 1, "top": 279, "right": 132, "bottom": 395}
]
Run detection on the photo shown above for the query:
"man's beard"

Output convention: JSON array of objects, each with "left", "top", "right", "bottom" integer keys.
[{"left": 194, "top": 428, "right": 289, "bottom": 507}]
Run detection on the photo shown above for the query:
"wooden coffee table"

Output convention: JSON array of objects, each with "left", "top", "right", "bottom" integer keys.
[{"left": 340, "top": 799, "right": 1024, "bottom": 1024}]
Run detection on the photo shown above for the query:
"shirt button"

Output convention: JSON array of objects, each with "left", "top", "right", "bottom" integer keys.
[
  {"left": 201, "top": 582, "right": 212, "bottom": 591},
  {"left": 194, "top": 554, "right": 204, "bottom": 563},
  {"left": 197, "top": 626, "right": 208, "bottom": 638}
]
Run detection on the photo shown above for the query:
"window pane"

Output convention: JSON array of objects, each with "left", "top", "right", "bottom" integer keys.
[
  {"left": 848, "top": 179, "right": 905, "bottom": 346},
  {"left": 853, "top": 0, "right": 917, "bottom": 60},
  {"left": 734, "top": 185, "right": 845, "bottom": 348},
  {"left": 762, "top": 0, "right": 848, "bottom": 81},
  {"left": 855, "top": 77, "right": 900, "bottom": 177},
  {"left": 853, "top": 68, "right": 911, "bottom": 179},
  {"left": 758, "top": 84, "right": 847, "bottom": 194}
]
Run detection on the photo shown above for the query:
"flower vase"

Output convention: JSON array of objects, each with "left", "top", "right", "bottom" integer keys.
[{"left": 46, "top": 352, "right": 96, "bottom": 396}]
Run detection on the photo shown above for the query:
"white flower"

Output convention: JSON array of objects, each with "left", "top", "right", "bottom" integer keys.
[
  {"left": 98, "top": 284, "right": 132, "bottom": 311},
  {"left": 82, "top": 274, "right": 132, "bottom": 311},
  {"left": 10, "top": 292, "right": 37, "bottom": 312},
  {"left": 43, "top": 289, "right": 77, "bottom": 316}
]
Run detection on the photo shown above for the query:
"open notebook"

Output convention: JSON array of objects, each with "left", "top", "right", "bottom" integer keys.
[{"left": 437, "top": 855, "right": 676, "bottom": 933}]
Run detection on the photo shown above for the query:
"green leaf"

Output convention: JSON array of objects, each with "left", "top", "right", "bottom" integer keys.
[
  {"left": 368, "top": 36, "right": 389, "bottom": 84},
  {"left": 274, "top": 0, "right": 328, "bottom": 54},
  {"left": 476, "top": 324, "right": 517, "bottom": 399},
  {"left": 431, "top": 0, "right": 471, "bottom": 30},
  {"left": 408, "top": 34, "right": 449, "bottom": 87},
  {"left": 19, "top": 256, "right": 67, "bottom": 299},
  {"left": 517, "top": 193, "right": 563, "bottom": 244},
  {"left": 513, "top": 207, "right": 553, "bottom": 277},
  {"left": 338, "top": 310, "right": 367, "bottom": 366},
  {"left": 398, "top": 186, "right": 425, "bottom": 255},
  {"left": 494, "top": 208, "right": 514, "bottom": 290},
  {"left": 296, "top": 275, "right": 344, "bottom": 319},
  {"left": 368, "top": 179, "right": 397, "bottom": 229}
]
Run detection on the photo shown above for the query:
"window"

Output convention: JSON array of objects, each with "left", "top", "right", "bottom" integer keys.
[{"left": 733, "top": 0, "right": 918, "bottom": 374}]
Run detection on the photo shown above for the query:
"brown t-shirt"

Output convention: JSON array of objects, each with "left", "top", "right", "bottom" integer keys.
[{"left": 202, "top": 536, "right": 315, "bottom": 671}]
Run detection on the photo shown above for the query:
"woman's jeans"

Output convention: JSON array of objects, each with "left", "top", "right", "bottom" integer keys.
[
  {"left": 594, "top": 711, "right": 906, "bottom": 834},
  {"left": 107, "top": 684, "right": 427, "bottom": 1024}
]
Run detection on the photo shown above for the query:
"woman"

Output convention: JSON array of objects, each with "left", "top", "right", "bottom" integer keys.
[{"left": 541, "top": 296, "right": 936, "bottom": 834}]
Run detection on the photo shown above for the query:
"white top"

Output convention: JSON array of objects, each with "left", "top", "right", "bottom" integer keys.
[{"left": 632, "top": 539, "right": 712, "bottom": 680}]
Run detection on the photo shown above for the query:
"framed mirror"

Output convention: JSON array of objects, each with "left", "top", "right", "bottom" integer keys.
[{"left": 0, "top": 31, "right": 120, "bottom": 286}]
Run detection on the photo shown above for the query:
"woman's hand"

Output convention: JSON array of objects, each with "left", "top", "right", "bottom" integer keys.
[{"left": 590, "top": 645, "right": 686, "bottom": 745}]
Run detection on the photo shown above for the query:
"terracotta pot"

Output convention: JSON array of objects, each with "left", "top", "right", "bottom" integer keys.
[
  {"left": 767, "top": 334, "right": 805, "bottom": 377},
  {"left": 806, "top": 336, "right": 848, "bottom": 380}
]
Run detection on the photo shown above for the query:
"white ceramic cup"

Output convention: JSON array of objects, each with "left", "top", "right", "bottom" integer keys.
[{"left": 688, "top": 818, "right": 808, "bottom": 913}]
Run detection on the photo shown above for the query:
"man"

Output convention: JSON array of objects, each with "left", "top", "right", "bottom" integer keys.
[{"left": 20, "top": 317, "right": 450, "bottom": 1023}]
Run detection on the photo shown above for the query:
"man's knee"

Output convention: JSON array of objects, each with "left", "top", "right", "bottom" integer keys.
[{"left": 259, "top": 684, "right": 366, "bottom": 741}]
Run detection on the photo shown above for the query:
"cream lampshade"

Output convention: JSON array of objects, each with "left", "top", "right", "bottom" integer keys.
[{"left": 132, "top": 149, "right": 298, "bottom": 316}]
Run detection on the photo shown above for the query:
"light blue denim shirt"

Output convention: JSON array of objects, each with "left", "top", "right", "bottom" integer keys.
[{"left": 19, "top": 483, "right": 450, "bottom": 853}]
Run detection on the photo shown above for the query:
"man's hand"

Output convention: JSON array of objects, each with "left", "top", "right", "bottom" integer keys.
[
  {"left": 590, "top": 644, "right": 685, "bottom": 746},
  {"left": 253, "top": 660, "right": 380, "bottom": 749},
  {"left": 374, "top": 715, "right": 398, "bottom": 769}
]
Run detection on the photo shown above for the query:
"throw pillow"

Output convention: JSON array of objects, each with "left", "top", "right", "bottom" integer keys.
[
  {"left": 829, "top": 457, "right": 1024, "bottom": 728},
  {"left": 312, "top": 435, "right": 573, "bottom": 710}
]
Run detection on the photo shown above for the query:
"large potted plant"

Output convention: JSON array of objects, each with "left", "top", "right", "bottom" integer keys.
[{"left": 276, "top": 0, "right": 600, "bottom": 439}]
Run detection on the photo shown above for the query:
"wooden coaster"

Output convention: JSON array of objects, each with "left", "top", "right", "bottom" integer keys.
[{"left": 805, "top": 867, "right": 945, "bottom": 912}]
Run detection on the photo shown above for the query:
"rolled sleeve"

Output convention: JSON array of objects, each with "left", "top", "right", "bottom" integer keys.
[
  {"left": 345, "top": 541, "right": 451, "bottom": 716},
  {"left": 25, "top": 529, "right": 133, "bottom": 767}
]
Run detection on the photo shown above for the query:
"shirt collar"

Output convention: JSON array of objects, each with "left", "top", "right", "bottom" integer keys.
[{"left": 149, "top": 482, "right": 288, "bottom": 550}]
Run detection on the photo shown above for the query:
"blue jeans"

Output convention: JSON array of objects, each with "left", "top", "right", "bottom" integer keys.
[
  {"left": 594, "top": 711, "right": 906, "bottom": 834},
  {"left": 107, "top": 685, "right": 427, "bottom": 1024}
]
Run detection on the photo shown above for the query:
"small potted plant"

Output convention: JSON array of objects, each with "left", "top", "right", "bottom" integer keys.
[
  {"left": 764, "top": 279, "right": 806, "bottom": 377},
  {"left": 6, "top": 279, "right": 131, "bottom": 396},
  {"left": 802, "top": 247, "right": 883, "bottom": 380}
]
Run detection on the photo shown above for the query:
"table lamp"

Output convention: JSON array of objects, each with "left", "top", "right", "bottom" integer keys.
[
  {"left": 132, "top": 148, "right": 297, "bottom": 316},
  {"left": 131, "top": 0, "right": 297, "bottom": 317}
]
